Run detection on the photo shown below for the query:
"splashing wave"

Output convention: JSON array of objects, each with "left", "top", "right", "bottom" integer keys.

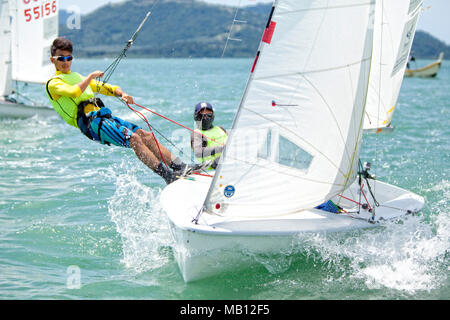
[
  {"left": 299, "top": 209, "right": 448, "bottom": 293},
  {"left": 108, "top": 170, "right": 173, "bottom": 274}
]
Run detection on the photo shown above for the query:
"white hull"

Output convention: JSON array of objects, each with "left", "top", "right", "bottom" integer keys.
[
  {"left": 0, "top": 99, "right": 55, "bottom": 118},
  {"left": 161, "top": 173, "right": 424, "bottom": 282},
  {"left": 363, "top": 125, "right": 395, "bottom": 134}
]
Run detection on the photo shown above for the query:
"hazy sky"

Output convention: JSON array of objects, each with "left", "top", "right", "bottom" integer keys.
[{"left": 60, "top": 0, "right": 450, "bottom": 44}]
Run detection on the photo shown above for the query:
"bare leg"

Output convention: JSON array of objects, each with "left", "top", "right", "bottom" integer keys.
[
  {"left": 135, "top": 129, "right": 175, "bottom": 165},
  {"left": 129, "top": 132, "right": 161, "bottom": 171}
]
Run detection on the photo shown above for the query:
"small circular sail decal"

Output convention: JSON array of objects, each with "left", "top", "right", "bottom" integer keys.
[{"left": 224, "top": 185, "right": 235, "bottom": 198}]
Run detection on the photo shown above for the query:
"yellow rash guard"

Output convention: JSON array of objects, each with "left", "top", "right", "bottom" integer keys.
[
  {"left": 47, "top": 70, "right": 120, "bottom": 115},
  {"left": 48, "top": 71, "right": 119, "bottom": 99}
]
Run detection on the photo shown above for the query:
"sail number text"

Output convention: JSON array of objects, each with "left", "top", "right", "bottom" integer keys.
[{"left": 23, "top": 0, "right": 57, "bottom": 22}]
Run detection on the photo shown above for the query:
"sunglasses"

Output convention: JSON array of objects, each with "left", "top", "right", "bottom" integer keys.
[
  {"left": 195, "top": 113, "right": 214, "bottom": 121},
  {"left": 52, "top": 55, "right": 73, "bottom": 62}
]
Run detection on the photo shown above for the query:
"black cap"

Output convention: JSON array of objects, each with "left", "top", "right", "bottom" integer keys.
[{"left": 194, "top": 102, "right": 213, "bottom": 115}]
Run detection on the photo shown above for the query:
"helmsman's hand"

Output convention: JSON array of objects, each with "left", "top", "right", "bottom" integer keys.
[
  {"left": 121, "top": 93, "right": 134, "bottom": 105},
  {"left": 89, "top": 71, "right": 104, "bottom": 79}
]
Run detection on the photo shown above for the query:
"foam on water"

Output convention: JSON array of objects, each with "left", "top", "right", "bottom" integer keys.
[
  {"left": 104, "top": 160, "right": 448, "bottom": 292},
  {"left": 107, "top": 164, "right": 174, "bottom": 274},
  {"left": 228, "top": 180, "right": 448, "bottom": 296},
  {"left": 298, "top": 195, "right": 449, "bottom": 294},
  {"left": 245, "top": 250, "right": 295, "bottom": 275},
  {"left": 2, "top": 58, "right": 445, "bottom": 298}
]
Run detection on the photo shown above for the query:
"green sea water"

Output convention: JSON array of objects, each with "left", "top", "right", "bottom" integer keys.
[{"left": 0, "top": 58, "right": 448, "bottom": 300}]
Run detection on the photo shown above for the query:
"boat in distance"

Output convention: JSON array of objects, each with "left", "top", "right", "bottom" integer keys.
[
  {"left": 0, "top": 99, "right": 54, "bottom": 119},
  {"left": 405, "top": 52, "right": 444, "bottom": 78}
]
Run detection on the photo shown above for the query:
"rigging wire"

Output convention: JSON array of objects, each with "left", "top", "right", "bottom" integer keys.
[
  {"left": 125, "top": 101, "right": 213, "bottom": 177},
  {"left": 92, "top": 1, "right": 389, "bottom": 220},
  {"left": 89, "top": 0, "right": 218, "bottom": 176},
  {"left": 96, "top": 10, "right": 153, "bottom": 95},
  {"left": 373, "top": 0, "right": 385, "bottom": 217},
  {"left": 114, "top": 98, "right": 192, "bottom": 162},
  {"left": 84, "top": 1, "right": 171, "bottom": 169},
  {"left": 94, "top": 0, "right": 161, "bottom": 95},
  {"left": 126, "top": 101, "right": 169, "bottom": 169},
  {"left": 132, "top": 102, "right": 225, "bottom": 146},
  {"left": 221, "top": 0, "right": 245, "bottom": 58}
]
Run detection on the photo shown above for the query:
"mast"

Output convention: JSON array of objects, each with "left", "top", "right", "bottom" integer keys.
[
  {"left": 202, "top": 0, "right": 377, "bottom": 218},
  {"left": 202, "top": 2, "right": 279, "bottom": 216}
]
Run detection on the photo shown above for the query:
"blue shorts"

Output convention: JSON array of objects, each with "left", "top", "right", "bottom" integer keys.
[{"left": 88, "top": 109, "right": 141, "bottom": 148}]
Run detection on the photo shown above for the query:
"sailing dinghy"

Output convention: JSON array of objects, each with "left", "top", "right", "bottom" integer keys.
[
  {"left": 161, "top": 0, "right": 425, "bottom": 282},
  {"left": 404, "top": 52, "right": 444, "bottom": 78},
  {"left": 0, "top": 0, "right": 58, "bottom": 118}
]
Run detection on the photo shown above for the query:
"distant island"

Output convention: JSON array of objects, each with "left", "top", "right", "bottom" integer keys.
[
  {"left": 411, "top": 30, "right": 449, "bottom": 60},
  {"left": 59, "top": 0, "right": 449, "bottom": 59}
]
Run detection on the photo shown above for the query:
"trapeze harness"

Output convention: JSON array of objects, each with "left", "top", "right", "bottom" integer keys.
[
  {"left": 45, "top": 72, "right": 136, "bottom": 147},
  {"left": 76, "top": 98, "right": 111, "bottom": 144}
]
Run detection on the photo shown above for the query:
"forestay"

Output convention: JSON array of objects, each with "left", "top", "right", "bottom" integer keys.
[
  {"left": 364, "top": 0, "right": 422, "bottom": 132},
  {"left": 9, "top": 0, "right": 59, "bottom": 84},
  {"left": 0, "top": 0, "right": 12, "bottom": 96},
  {"left": 204, "top": 0, "right": 376, "bottom": 217}
]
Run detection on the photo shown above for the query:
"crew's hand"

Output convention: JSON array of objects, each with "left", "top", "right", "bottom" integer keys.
[
  {"left": 121, "top": 93, "right": 134, "bottom": 105},
  {"left": 89, "top": 71, "right": 104, "bottom": 79}
]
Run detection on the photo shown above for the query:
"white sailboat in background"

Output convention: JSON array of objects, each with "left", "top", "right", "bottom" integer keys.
[
  {"left": 0, "top": 0, "right": 58, "bottom": 118},
  {"left": 0, "top": 0, "right": 12, "bottom": 101},
  {"left": 161, "top": 0, "right": 425, "bottom": 282},
  {"left": 364, "top": 0, "right": 421, "bottom": 133}
]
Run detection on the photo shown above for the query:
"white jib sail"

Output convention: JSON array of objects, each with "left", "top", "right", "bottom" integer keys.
[
  {"left": 0, "top": 0, "right": 12, "bottom": 96},
  {"left": 204, "top": 0, "right": 376, "bottom": 217},
  {"left": 9, "top": 0, "right": 59, "bottom": 84},
  {"left": 364, "top": 0, "right": 422, "bottom": 132}
]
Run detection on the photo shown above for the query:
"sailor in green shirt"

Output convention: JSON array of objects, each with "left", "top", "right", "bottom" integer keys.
[
  {"left": 191, "top": 102, "right": 228, "bottom": 170},
  {"left": 46, "top": 37, "right": 206, "bottom": 184}
]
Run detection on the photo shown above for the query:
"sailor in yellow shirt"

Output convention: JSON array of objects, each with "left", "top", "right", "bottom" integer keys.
[
  {"left": 191, "top": 102, "right": 228, "bottom": 170},
  {"left": 46, "top": 37, "right": 207, "bottom": 184}
]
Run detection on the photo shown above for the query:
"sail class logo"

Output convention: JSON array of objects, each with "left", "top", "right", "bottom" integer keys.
[{"left": 224, "top": 185, "right": 235, "bottom": 198}]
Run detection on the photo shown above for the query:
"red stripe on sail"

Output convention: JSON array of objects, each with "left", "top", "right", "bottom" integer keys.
[
  {"left": 251, "top": 51, "right": 260, "bottom": 73},
  {"left": 262, "top": 21, "right": 276, "bottom": 44}
]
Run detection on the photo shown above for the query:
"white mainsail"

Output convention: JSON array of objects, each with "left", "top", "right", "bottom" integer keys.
[
  {"left": 364, "top": 0, "right": 422, "bottom": 132},
  {"left": 0, "top": 0, "right": 12, "bottom": 96},
  {"left": 204, "top": 0, "right": 376, "bottom": 217},
  {"left": 9, "top": 0, "right": 59, "bottom": 84}
]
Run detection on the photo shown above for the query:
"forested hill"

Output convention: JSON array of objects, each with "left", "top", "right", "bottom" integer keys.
[
  {"left": 59, "top": 0, "right": 449, "bottom": 59},
  {"left": 59, "top": 0, "right": 271, "bottom": 58},
  {"left": 411, "top": 31, "right": 450, "bottom": 60}
]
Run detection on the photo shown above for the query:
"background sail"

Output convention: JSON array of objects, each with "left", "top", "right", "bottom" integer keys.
[
  {"left": 204, "top": 0, "right": 376, "bottom": 217},
  {"left": 9, "top": 0, "right": 59, "bottom": 84},
  {"left": 364, "top": 0, "right": 422, "bottom": 132},
  {"left": 0, "top": 0, "right": 12, "bottom": 96}
]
